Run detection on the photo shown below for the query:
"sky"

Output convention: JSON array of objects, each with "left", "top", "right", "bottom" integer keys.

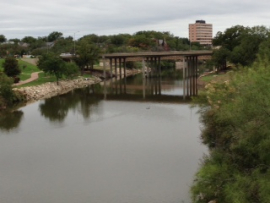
[{"left": 1, "top": 0, "right": 270, "bottom": 40}]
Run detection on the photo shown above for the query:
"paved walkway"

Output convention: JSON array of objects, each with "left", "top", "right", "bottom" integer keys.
[{"left": 13, "top": 71, "right": 41, "bottom": 86}]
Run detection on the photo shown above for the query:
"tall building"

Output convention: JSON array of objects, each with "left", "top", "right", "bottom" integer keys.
[{"left": 189, "top": 20, "right": 213, "bottom": 46}]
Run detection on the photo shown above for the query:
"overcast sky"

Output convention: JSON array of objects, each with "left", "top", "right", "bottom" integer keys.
[{"left": 1, "top": 0, "right": 270, "bottom": 40}]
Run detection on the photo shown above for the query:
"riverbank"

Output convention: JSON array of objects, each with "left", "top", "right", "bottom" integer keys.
[
  {"left": 13, "top": 68, "right": 141, "bottom": 104},
  {"left": 13, "top": 76, "right": 102, "bottom": 103}
]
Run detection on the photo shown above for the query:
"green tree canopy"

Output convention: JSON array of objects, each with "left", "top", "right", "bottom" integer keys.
[
  {"left": 0, "top": 72, "right": 15, "bottom": 105},
  {"left": 212, "top": 25, "right": 270, "bottom": 68},
  {"left": 37, "top": 53, "right": 79, "bottom": 84},
  {"left": 3, "top": 57, "right": 21, "bottom": 78},
  {"left": 21, "top": 36, "right": 37, "bottom": 44},
  {"left": 51, "top": 37, "right": 73, "bottom": 54},
  {"left": 0, "top": 35, "right": 7, "bottom": 43},
  {"left": 47, "top": 31, "right": 63, "bottom": 42},
  {"left": 74, "top": 40, "right": 101, "bottom": 74}
]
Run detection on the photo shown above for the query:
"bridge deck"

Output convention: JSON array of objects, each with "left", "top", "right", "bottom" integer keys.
[{"left": 102, "top": 51, "right": 213, "bottom": 59}]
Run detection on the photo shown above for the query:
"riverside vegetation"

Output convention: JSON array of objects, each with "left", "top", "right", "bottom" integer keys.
[{"left": 191, "top": 30, "right": 270, "bottom": 202}]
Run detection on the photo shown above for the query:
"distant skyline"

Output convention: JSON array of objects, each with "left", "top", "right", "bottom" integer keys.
[{"left": 1, "top": 0, "right": 270, "bottom": 40}]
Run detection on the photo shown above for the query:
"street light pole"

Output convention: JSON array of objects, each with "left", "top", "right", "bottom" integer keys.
[
  {"left": 46, "top": 36, "right": 48, "bottom": 54},
  {"left": 73, "top": 31, "right": 79, "bottom": 55}
]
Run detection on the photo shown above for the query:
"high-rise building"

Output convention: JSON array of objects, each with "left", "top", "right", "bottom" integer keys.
[{"left": 189, "top": 20, "right": 212, "bottom": 46}]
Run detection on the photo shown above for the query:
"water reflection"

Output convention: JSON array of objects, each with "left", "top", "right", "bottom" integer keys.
[
  {"left": 39, "top": 85, "right": 102, "bottom": 123},
  {"left": 104, "top": 73, "right": 189, "bottom": 103},
  {"left": 0, "top": 71, "right": 206, "bottom": 203},
  {"left": 39, "top": 74, "right": 188, "bottom": 124},
  {"left": 0, "top": 110, "right": 24, "bottom": 132}
]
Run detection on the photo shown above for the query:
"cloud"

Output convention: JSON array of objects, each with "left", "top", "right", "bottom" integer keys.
[{"left": 0, "top": 0, "right": 270, "bottom": 39}]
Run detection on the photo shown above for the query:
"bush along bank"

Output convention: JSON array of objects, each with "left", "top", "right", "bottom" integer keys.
[
  {"left": 0, "top": 73, "right": 26, "bottom": 110},
  {"left": 191, "top": 63, "right": 270, "bottom": 203}
]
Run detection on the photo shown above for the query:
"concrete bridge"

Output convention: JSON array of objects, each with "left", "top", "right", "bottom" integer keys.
[{"left": 102, "top": 51, "right": 213, "bottom": 98}]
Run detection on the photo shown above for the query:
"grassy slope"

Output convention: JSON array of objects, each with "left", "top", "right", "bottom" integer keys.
[
  {"left": 18, "top": 60, "right": 40, "bottom": 81},
  {"left": 0, "top": 59, "right": 40, "bottom": 81},
  {"left": 200, "top": 71, "right": 232, "bottom": 83}
]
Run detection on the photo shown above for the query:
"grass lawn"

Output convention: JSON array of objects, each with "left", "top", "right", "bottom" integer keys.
[
  {"left": 0, "top": 59, "right": 40, "bottom": 81},
  {"left": 200, "top": 71, "right": 232, "bottom": 83},
  {"left": 200, "top": 73, "right": 217, "bottom": 82},
  {"left": 1, "top": 58, "right": 96, "bottom": 88},
  {"left": 0, "top": 59, "right": 4, "bottom": 72},
  {"left": 18, "top": 72, "right": 56, "bottom": 87},
  {"left": 18, "top": 59, "right": 40, "bottom": 81}
]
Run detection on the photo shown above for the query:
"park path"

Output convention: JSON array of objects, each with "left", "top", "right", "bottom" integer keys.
[
  {"left": 13, "top": 71, "right": 41, "bottom": 86},
  {"left": 12, "top": 58, "right": 40, "bottom": 86}
]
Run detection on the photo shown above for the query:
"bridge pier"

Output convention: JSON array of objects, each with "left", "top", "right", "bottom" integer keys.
[{"left": 183, "top": 55, "right": 199, "bottom": 99}]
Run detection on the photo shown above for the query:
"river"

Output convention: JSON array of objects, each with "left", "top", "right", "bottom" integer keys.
[{"left": 0, "top": 73, "right": 207, "bottom": 203}]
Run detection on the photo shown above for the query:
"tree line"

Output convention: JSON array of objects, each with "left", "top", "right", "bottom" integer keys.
[
  {"left": 210, "top": 25, "right": 270, "bottom": 70},
  {"left": 0, "top": 30, "right": 201, "bottom": 57}
]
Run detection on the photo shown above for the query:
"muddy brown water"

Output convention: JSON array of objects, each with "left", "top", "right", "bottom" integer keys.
[{"left": 0, "top": 74, "right": 207, "bottom": 203}]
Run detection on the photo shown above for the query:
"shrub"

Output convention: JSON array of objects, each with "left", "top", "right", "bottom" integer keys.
[
  {"left": 3, "top": 57, "right": 21, "bottom": 78},
  {"left": 0, "top": 72, "right": 14, "bottom": 104}
]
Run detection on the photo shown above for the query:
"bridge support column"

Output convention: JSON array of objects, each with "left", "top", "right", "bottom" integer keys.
[
  {"left": 114, "top": 58, "right": 118, "bottom": 94},
  {"left": 123, "top": 57, "right": 127, "bottom": 94},
  {"left": 187, "top": 56, "right": 191, "bottom": 97},
  {"left": 114, "top": 58, "right": 117, "bottom": 79},
  {"left": 109, "top": 58, "right": 113, "bottom": 78},
  {"left": 103, "top": 56, "right": 107, "bottom": 100},
  {"left": 192, "top": 56, "right": 195, "bottom": 96},
  {"left": 142, "top": 58, "right": 146, "bottom": 99},
  {"left": 195, "top": 56, "right": 198, "bottom": 96},
  {"left": 119, "top": 58, "right": 123, "bottom": 93}
]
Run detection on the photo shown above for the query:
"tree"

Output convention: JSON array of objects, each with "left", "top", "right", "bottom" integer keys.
[
  {"left": 128, "top": 34, "right": 155, "bottom": 50},
  {"left": 63, "top": 62, "right": 80, "bottom": 78},
  {"left": 47, "top": 31, "right": 63, "bottom": 42},
  {"left": 3, "top": 57, "right": 21, "bottom": 78},
  {"left": 211, "top": 25, "right": 270, "bottom": 68},
  {"left": 21, "top": 36, "right": 36, "bottom": 44},
  {"left": 0, "top": 35, "right": 7, "bottom": 43},
  {"left": 74, "top": 40, "right": 101, "bottom": 74},
  {"left": 255, "top": 37, "right": 270, "bottom": 67},
  {"left": 38, "top": 53, "right": 79, "bottom": 84},
  {"left": 51, "top": 37, "right": 73, "bottom": 54},
  {"left": 9, "top": 38, "right": 20, "bottom": 44},
  {"left": 0, "top": 72, "right": 15, "bottom": 106},
  {"left": 212, "top": 47, "right": 230, "bottom": 70},
  {"left": 213, "top": 25, "right": 247, "bottom": 51}
]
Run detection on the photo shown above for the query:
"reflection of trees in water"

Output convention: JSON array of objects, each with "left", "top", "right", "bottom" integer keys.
[
  {"left": 0, "top": 110, "right": 24, "bottom": 132},
  {"left": 39, "top": 85, "right": 102, "bottom": 123}
]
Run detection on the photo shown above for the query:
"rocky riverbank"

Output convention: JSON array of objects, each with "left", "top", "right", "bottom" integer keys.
[
  {"left": 13, "top": 69, "right": 141, "bottom": 104},
  {"left": 13, "top": 76, "right": 102, "bottom": 103}
]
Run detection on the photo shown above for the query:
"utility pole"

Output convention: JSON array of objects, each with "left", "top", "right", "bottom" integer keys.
[
  {"left": 46, "top": 36, "right": 48, "bottom": 54},
  {"left": 73, "top": 31, "right": 79, "bottom": 55}
]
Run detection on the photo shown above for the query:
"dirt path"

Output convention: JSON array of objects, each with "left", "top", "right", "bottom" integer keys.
[{"left": 13, "top": 71, "right": 41, "bottom": 86}]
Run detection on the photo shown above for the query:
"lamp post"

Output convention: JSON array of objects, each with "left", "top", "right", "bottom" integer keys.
[
  {"left": 46, "top": 36, "right": 48, "bottom": 54},
  {"left": 73, "top": 31, "right": 79, "bottom": 55}
]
